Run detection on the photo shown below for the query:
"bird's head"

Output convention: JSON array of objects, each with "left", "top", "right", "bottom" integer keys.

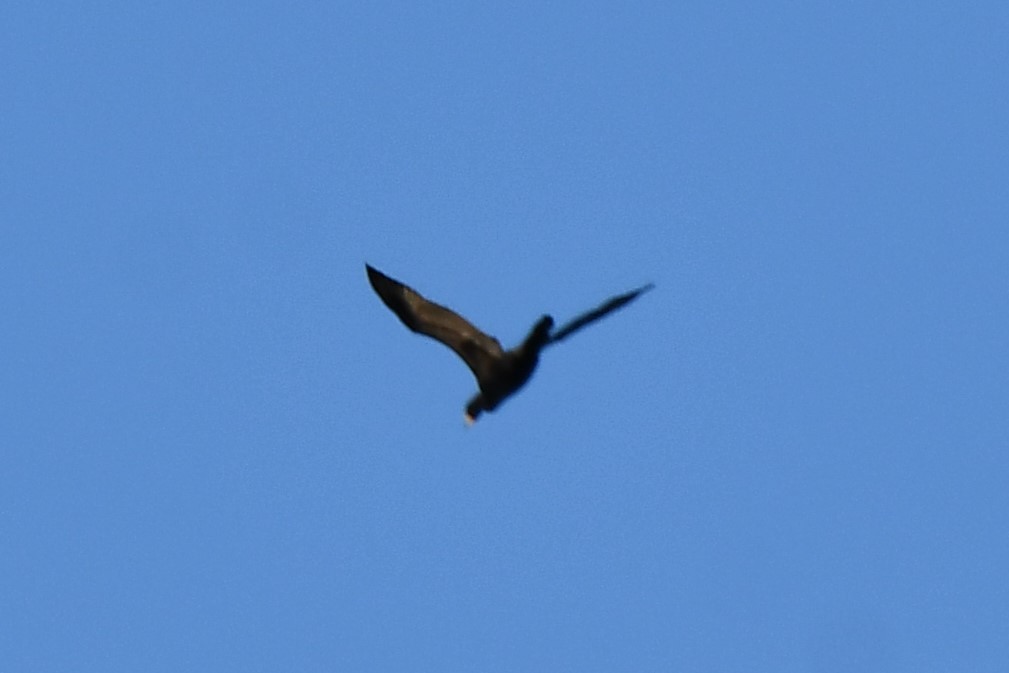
[{"left": 465, "top": 397, "right": 484, "bottom": 425}]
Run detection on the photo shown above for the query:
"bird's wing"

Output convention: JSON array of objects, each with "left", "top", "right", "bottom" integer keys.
[
  {"left": 548, "top": 283, "right": 655, "bottom": 344},
  {"left": 366, "top": 265, "right": 504, "bottom": 382}
]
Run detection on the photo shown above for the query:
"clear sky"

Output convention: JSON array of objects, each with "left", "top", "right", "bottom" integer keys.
[{"left": 3, "top": 2, "right": 1007, "bottom": 671}]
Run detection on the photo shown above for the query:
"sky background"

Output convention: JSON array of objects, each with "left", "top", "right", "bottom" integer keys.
[{"left": 3, "top": 1, "right": 1008, "bottom": 671}]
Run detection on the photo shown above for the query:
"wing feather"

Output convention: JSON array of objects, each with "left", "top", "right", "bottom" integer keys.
[
  {"left": 366, "top": 265, "right": 503, "bottom": 382},
  {"left": 548, "top": 283, "right": 655, "bottom": 344}
]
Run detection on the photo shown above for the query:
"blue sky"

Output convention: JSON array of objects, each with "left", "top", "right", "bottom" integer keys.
[{"left": 3, "top": 1, "right": 1007, "bottom": 671}]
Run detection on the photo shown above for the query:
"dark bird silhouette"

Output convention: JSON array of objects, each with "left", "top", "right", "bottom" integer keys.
[{"left": 366, "top": 264, "right": 653, "bottom": 424}]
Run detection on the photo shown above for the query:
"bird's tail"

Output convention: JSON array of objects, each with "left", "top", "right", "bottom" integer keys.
[{"left": 525, "top": 315, "right": 554, "bottom": 349}]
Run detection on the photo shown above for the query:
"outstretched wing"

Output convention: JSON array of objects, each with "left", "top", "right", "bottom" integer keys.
[
  {"left": 548, "top": 283, "right": 655, "bottom": 344},
  {"left": 366, "top": 265, "right": 504, "bottom": 382}
]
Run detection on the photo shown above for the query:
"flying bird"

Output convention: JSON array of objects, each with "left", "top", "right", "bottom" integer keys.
[{"left": 366, "top": 264, "right": 653, "bottom": 424}]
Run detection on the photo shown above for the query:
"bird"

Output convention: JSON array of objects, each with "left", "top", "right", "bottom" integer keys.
[{"left": 366, "top": 264, "right": 653, "bottom": 424}]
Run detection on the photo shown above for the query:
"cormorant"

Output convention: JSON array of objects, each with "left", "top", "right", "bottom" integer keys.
[{"left": 366, "top": 264, "right": 653, "bottom": 424}]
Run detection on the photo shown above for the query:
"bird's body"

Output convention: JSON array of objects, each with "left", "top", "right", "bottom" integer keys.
[
  {"left": 365, "top": 264, "right": 652, "bottom": 423},
  {"left": 460, "top": 314, "right": 553, "bottom": 422}
]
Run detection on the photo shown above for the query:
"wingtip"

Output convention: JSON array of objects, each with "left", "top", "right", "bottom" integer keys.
[{"left": 365, "top": 264, "right": 386, "bottom": 287}]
